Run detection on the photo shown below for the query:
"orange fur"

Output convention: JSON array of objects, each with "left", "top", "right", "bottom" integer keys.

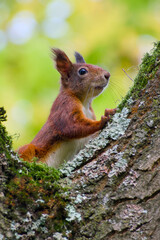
[{"left": 17, "top": 49, "right": 116, "bottom": 166}]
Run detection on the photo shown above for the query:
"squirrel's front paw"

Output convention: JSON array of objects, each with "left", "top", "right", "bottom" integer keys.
[
  {"left": 100, "top": 108, "right": 117, "bottom": 128},
  {"left": 104, "top": 108, "right": 117, "bottom": 117},
  {"left": 100, "top": 115, "right": 110, "bottom": 128}
]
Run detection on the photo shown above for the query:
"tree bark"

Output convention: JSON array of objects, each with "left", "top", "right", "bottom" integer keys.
[{"left": 0, "top": 42, "right": 160, "bottom": 240}]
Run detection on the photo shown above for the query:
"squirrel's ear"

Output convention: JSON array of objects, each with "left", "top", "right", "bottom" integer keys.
[
  {"left": 52, "top": 48, "right": 73, "bottom": 77},
  {"left": 74, "top": 51, "right": 86, "bottom": 63}
]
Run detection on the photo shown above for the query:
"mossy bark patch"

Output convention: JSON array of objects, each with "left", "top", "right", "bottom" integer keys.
[
  {"left": 0, "top": 109, "right": 69, "bottom": 238},
  {"left": 0, "top": 107, "right": 12, "bottom": 158},
  {"left": 0, "top": 153, "right": 70, "bottom": 239}
]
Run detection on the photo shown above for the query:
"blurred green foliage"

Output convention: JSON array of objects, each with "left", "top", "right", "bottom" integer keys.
[{"left": 0, "top": 0, "right": 159, "bottom": 149}]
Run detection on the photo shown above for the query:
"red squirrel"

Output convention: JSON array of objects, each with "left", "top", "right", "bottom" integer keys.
[{"left": 18, "top": 49, "right": 116, "bottom": 168}]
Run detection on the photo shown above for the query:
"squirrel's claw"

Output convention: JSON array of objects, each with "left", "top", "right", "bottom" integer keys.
[
  {"left": 104, "top": 108, "right": 117, "bottom": 117},
  {"left": 100, "top": 108, "right": 117, "bottom": 128},
  {"left": 100, "top": 115, "right": 110, "bottom": 128}
]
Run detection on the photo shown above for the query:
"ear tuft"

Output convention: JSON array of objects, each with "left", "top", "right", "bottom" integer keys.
[
  {"left": 51, "top": 48, "right": 73, "bottom": 76},
  {"left": 74, "top": 51, "right": 86, "bottom": 63},
  {"left": 52, "top": 48, "right": 68, "bottom": 63}
]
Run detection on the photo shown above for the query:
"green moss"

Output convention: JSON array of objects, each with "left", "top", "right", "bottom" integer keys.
[
  {"left": 0, "top": 107, "right": 12, "bottom": 157},
  {"left": 0, "top": 107, "right": 71, "bottom": 237},
  {"left": 2, "top": 154, "right": 69, "bottom": 237},
  {"left": 6, "top": 158, "right": 65, "bottom": 206},
  {"left": 118, "top": 41, "right": 160, "bottom": 110},
  {"left": 18, "top": 159, "right": 61, "bottom": 184}
]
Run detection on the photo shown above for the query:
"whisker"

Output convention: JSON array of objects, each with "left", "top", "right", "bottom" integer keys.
[
  {"left": 122, "top": 68, "right": 133, "bottom": 82},
  {"left": 108, "top": 85, "right": 122, "bottom": 105},
  {"left": 109, "top": 82, "right": 128, "bottom": 95},
  {"left": 110, "top": 78, "right": 133, "bottom": 90},
  {"left": 111, "top": 78, "right": 133, "bottom": 86}
]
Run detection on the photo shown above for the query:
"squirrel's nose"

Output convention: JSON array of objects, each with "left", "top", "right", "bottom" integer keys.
[{"left": 104, "top": 72, "right": 110, "bottom": 80}]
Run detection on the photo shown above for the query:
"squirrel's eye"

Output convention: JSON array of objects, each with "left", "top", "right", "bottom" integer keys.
[{"left": 78, "top": 68, "right": 88, "bottom": 75}]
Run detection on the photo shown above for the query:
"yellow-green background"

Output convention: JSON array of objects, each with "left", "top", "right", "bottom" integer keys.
[{"left": 0, "top": 0, "right": 159, "bottom": 149}]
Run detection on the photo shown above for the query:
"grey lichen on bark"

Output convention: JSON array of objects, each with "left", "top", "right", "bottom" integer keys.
[
  {"left": 59, "top": 41, "right": 160, "bottom": 240},
  {"left": 0, "top": 42, "right": 160, "bottom": 240}
]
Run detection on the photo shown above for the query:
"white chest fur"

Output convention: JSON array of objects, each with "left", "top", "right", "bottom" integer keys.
[
  {"left": 46, "top": 103, "right": 95, "bottom": 168},
  {"left": 47, "top": 137, "right": 91, "bottom": 168},
  {"left": 82, "top": 105, "right": 93, "bottom": 119}
]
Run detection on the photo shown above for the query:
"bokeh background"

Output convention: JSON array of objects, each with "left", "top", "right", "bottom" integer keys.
[{"left": 0, "top": 0, "right": 159, "bottom": 149}]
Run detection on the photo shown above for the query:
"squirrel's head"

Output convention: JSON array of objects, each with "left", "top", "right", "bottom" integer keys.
[{"left": 52, "top": 48, "right": 110, "bottom": 101}]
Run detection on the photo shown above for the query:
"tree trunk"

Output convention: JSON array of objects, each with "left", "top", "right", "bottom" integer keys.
[{"left": 0, "top": 42, "right": 160, "bottom": 240}]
